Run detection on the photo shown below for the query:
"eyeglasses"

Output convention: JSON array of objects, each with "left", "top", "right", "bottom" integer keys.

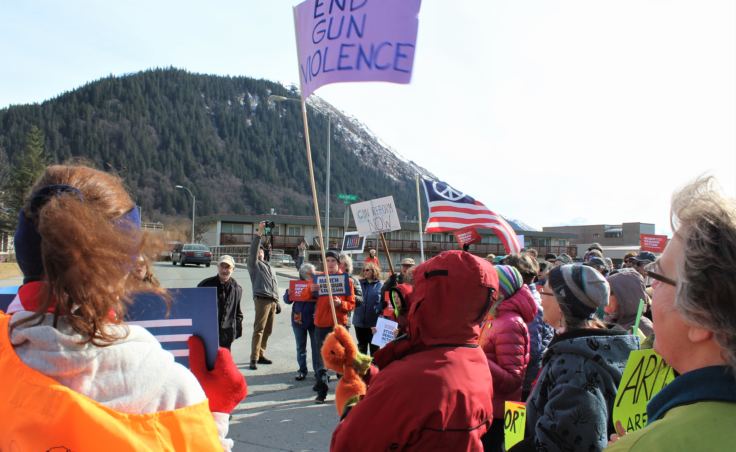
[
  {"left": 644, "top": 261, "right": 677, "bottom": 287},
  {"left": 539, "top": 290, "right": 555, "bottom": 297},
  {"left": 363, "top": 269, "right": 373, "bottom": 273}
]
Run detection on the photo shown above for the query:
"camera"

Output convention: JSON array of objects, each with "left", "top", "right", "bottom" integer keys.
[{"left": 264, "top": 221, "right": 276, "bottom": 229}]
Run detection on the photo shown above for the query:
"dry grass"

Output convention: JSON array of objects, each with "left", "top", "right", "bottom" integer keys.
[{"left": 0, "top": 263, "right": 21, "bottom": 280}]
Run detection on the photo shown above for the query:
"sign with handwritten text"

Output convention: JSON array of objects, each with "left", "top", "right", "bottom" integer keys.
[
  {"left": 293, "top": 0, "right": 421, "bottom": 98},
  {"left": 613, "top": 349, "right": 676, "bottom": 433},
  {"left": 504, "top": 401, "right": 526, "bottom": 450},
  {"left": 351, "top": 196, "right": 401, "bottom": 236}
]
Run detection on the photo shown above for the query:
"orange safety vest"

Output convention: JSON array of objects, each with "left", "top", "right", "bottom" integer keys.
[{"left": 0, "top": 312, "right": 221, "bottom": 451}]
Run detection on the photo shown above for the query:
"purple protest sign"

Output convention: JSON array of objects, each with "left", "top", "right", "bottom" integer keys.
[{"left": 293, "top": 0, "right": 421, "bottom": 98}]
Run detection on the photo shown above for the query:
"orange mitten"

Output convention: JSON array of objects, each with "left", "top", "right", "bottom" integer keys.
[{"left": 320, "top": 325, "right": 368, "bottom": 416}]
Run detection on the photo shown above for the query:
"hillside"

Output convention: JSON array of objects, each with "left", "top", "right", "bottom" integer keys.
[{"left": 0, "top": 68, "right": 432, "bottom": 221}]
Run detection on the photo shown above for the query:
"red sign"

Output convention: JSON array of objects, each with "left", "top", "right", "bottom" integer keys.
[
  {"left": 640, "top": 234, "right": 668, "bottom": 253},
  {"left": 289, "top": 280, "right": 315, "bottom": 302},
  {"left": 453, "top": 226, "right": 482, "bottom": 247}
]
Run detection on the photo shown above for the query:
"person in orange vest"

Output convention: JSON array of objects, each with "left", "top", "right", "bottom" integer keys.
[
  {"left": 1, "top": 164, "right": 246, "bottom": 451},
  {"left": 313, "top": 249, "right": 356, "bottom": 404}
]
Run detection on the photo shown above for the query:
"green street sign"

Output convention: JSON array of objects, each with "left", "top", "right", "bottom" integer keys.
[{"left": 337, "top": 193, "right": 359, "bottom": 202}]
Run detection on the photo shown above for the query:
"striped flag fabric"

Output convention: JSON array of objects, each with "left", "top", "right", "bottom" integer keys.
[{"left": 422, "top": 179, "right": 521, "bottom": 254}]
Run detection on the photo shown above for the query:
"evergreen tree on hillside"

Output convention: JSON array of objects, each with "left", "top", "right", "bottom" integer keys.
[
  {"left": 0, "top": 69, "right": 426, "bottom": 222},
  {"left": 0, "top": 126, "right": 48, "bottom": 232}
]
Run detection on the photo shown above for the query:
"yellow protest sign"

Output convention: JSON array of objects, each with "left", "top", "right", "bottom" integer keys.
[
  {"left": 504, "top": 401, "right": 526, "bottom": 450},
  {"left": 613, "top": 349, "right": 676, "bottom": 433}
]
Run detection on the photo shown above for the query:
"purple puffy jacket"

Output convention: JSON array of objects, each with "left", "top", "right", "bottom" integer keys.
[{"left": 479, "top": 284, "right": 538, "bottom": 417}]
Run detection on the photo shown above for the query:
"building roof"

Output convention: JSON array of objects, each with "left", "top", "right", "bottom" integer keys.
[{"left": 199, "top": 213, "right": 577, "bottom": 238}]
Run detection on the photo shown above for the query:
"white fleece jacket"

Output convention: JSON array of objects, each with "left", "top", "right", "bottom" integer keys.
[{"left": 10, "top": 311, "right": 232, "bottom": 451}]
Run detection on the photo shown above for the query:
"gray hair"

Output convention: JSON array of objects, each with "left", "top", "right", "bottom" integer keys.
[
  {"left": 298, "top": 263, "right": 316, "bottom": 281},
  {"left": 671, "top": 176, "right": 736, "bottom": 375},
  {"left": 339, "top": 253, "right": 353, "bottom": 274}
]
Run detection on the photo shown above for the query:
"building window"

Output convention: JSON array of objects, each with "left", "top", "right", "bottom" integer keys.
[
  {"left": 431, "top": 234, "right": 443, "bottom": 242},
  {"left": 593, "top": 233, "right": 600, "bottom": 239},
  {"left": 221, "top": 222, "right": 246, "bottom": 234},
  {"left": 604, "top": 227, "right": 623, "bottom": 238},
  {"left": 287, "top": 225, "right": 302, "bottom": 236}
]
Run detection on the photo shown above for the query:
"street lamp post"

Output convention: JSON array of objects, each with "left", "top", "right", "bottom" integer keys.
[
  {"left": 176, "top": 185, "right": 196, "bottom": 243},
  {"left": 268, "top": 94, "right": 331, "bottom": 249}
]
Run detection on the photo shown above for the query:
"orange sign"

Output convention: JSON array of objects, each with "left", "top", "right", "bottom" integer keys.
[
  {"left": 453, "top": 226, "right": 481, "bottom": 247},
  {"left": 289, "top": 280, "right": 315, "bottom": 301},
  {"left": 640, "top": 234, "right": 668, "bottom": 253}
]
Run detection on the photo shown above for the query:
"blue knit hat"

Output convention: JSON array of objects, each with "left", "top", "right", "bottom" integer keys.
[{"left": 495, "top": 265, "right": 523, "bottom": 301}]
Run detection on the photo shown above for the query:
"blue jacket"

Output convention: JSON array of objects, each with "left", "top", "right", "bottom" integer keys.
[
  {"left": 283, "top": 289, "right": 316, "bottom": 330},
  {"left": 523, "top": 285, "right": 554, "bottom": 395},
  {"left": 352, "top": 279, "right": 382, "bottom": 328}
]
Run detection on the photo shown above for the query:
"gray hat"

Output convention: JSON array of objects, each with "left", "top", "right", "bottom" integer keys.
[
  {"left": 548, "top": 264, "right": 609, "bottom": 319},
  {"left": 555, "top": 253, "right": 573, "bottom": 264}
]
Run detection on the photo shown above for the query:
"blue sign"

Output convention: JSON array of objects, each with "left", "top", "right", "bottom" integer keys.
[
  {"left": 0, "top": 287, "right": 219, "bottom": 371},
  {"left": 125, "top": 288, "right": 219, "bottom": 370},
  {"left": 313, "top": 273, "right": 351, "bottom": 296},
  {"left": 0, "top": 293, "right": 14, "bottom": 312}
]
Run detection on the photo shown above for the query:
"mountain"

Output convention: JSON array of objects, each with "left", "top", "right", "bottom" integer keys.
[{"left": 0, "top": 68, "right": 433, "bottom": 222}]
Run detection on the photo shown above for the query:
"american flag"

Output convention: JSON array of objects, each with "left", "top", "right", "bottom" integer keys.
[{"left": 422, "top": 179, "right": 521, "bottom": 254}]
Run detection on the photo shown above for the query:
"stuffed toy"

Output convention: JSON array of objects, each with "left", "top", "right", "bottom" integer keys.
[{"left": 320, "top": 325, "right": 372, "bottom": 416}]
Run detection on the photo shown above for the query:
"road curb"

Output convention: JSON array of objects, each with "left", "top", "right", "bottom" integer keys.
[{"left": 233, "top": 263, "right": 298, "bottom": 280}]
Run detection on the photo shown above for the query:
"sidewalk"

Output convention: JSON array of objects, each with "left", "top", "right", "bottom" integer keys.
[{"left": 234, "top": 262, "right": 299, "bottom": 281}]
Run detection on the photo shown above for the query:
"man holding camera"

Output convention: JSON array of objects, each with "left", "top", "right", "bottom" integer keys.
[{"left": 248, "top": 221, "right": 281, "bottom": 370}]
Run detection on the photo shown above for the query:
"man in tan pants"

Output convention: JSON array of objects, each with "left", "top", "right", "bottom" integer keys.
[{"left": 247, "top": 222, "right": 281, "bottom": 370}]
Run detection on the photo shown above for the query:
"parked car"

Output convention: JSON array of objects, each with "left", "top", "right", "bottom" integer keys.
[
  {"left": 270, "top": 252, "right": 294, "bottom": 267},
  {"left": 171, "top": 243, "right": 212, "bottom": 267}
]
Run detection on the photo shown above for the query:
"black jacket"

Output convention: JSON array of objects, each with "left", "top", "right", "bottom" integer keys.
[{"left": 197, "top": 276, "right": 244, "bottom": 337}]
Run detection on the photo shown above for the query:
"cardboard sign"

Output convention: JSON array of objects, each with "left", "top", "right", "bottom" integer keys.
[
  {"left": 289, "top": 280, "right": 315, "bottom": 301},
  {"left": 293, "top": 0, "right": 421, "bottom": 98},
  {"left": 125, "top": 288, "right": 219, "bottom": 370},
  {"left": 371, "top": 317, "right": 398, "bottom": 348},
  {"left": 351, "top": 196, "right": 401, "bottom": 236},
  {"left": 453, "top": 226, "right": 481, "bottom": 247},
  {"left": 640, "top": 234, "right": 668, "bottom": 253},
  {"left": 612, "top": 349, "right": 676, "bottom": 433},
  {"left": 313, "top": 273, "right": 351, "bottom": 296},
  {"left": 504, "top": 401, "right": 526, "bottom": 450},
  {"left": 341, "top": 231, "right": 366, "bottom": 254}
]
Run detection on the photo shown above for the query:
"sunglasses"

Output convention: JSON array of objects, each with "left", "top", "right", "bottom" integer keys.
[{"left": 644, "top": 261, "right": 677, "bottom": 287}]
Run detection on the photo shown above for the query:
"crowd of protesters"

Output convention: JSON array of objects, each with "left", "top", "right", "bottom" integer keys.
[{"left": 3, "top": 168, "right": 735, "bottom": 451}]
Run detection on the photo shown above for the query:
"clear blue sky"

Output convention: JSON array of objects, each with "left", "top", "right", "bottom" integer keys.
[{"left": 2, "top": 0, "right": 735, "bottom": 234}]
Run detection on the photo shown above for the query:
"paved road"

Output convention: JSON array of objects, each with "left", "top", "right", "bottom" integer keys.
[
  {"left": 154, "top": 262, "right": 337, "bottom": 452},
  {"left": 0, "top": 262, "right": 338, "bottom": 451}
]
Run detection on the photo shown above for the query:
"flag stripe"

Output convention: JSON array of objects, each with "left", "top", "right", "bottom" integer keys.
[
  {"left": 422, "top": 178, "right": 521, "bottom": 254},
  {"left": 427, "top": 201, "right": 491, "bottom": 212}
]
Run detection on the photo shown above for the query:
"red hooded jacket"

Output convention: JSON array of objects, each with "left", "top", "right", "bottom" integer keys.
[
  {"left": 331, "top": 251, "right": 498, "bottom": 451},
  {"left": 478, "top": 285, "right": 538, "bottom": 417}
]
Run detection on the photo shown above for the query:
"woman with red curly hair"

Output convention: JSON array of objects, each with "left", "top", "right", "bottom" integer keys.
[{"left": 0, "top": 164, "right": 246, "bottom": 450}]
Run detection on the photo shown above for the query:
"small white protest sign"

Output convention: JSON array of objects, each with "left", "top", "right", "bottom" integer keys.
[
  {"left": 350, "top": 196, "right": 401, "bottom": 236},
  {"left": 371, "top": 317, "right": 399, "bottom": 348}
]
